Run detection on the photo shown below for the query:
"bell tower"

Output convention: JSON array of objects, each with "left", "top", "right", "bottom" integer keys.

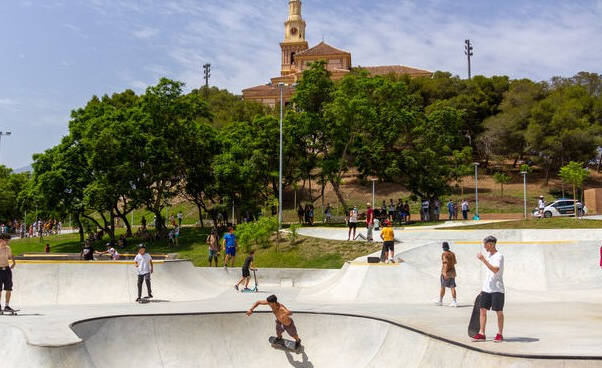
[{"left": 280, "top": 0, "right": 308, "bottom": 77}]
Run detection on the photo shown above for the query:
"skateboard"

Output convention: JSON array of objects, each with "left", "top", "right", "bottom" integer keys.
[
  {"left": 241, "top": 270, "right": 258, "bottom": 292},
  {"left": 137, "top": 297, "right": 151, "bottom": 304},
  {"left": 467, "top": 293, "right": 482, "bottom": 337},
  {"left": 0, "top": 309, "right": 20, "bottom": 316},
  {"left": 269, "top": 336, "right": 300, "bottom": 352}
]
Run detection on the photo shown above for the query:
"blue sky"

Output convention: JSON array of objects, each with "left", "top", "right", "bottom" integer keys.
[{"left": 1, "top": 0, "right": 601, "bottom": 169}]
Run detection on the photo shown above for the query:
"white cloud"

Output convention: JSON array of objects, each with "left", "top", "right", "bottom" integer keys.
[
  {"left": 0, "top": 98, "right": 18, "bottom": 106},
  {"left": 132, "top": 26, "right": 159, "bottom": 39}
]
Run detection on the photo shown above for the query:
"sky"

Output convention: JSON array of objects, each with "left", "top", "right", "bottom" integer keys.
[{"left": 0, "top": 0, "right": 601, "bottom": 170}]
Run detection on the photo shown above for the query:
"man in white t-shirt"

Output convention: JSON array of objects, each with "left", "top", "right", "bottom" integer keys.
[
  {"left": 538, "top": 196, "right": 545, "bottom": 218},
  {"left": 472, "top": 235, "right": 505, "bottom": 343},
  {"left": 347, "top": 206, "right": 358, "bottom": 241},
  {"left": 134, "top": 244, "right": 153, "bottom": 303}
]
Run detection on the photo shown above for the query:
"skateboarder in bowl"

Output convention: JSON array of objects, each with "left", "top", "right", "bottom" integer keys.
[
  {"left": 235, "top": 250, "right": 257, "bottom": 291},
  {"left": 435, "top": 242, "right": 457, "bottom": 307},
  {"left": 247, "top": 294, "right": 301, "bottom": 349},
  {"left": 134, "top": 244, "right": 153, "bottom": 303},
  {"left": 472, "top": 235, "right": 505, "bottom": 343},
  {"left": 0, "top": 234, "right": 16, "bottom": 312}
]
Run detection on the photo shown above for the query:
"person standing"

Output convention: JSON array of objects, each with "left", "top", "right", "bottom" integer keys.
[
  {"left": 297, "top": 205, "right": 305, "bottom": 224},
  {"left": 222, "top": 226, "right": 238, "bottom": 268},
  {"left": 388, "top": 199, "right": 395, "bottom": 222},
  {"left": 435, "top": 242, "right": 457, "bottom": 307},
  {"left": 324, "top": 203, "right": 332, "bottom": 223},
  {"left": 472, "top": 235, "right": 505, "bottom": 343},
  {"left": 366, "top": 203, "right": 374, "bottom": 242},
  {"left": 0, "top": 234, "right": 16, "bottom": 312},
  {"left": 433, "top": 199, "right": 441, "bottom": 221},
  {"left": 395, "top": 199, "right": 404, "bottom": 225},
  {"left": 207, "top": 228, "right": 220, "bottom": 267},
  {"left": 403, "top": 201, "right": 411, "bottom": 222},
  {"left": 177, "top": 212, "right": 183, "bottom": 226},
  {"left": 80, "top": 241, "right": 95, "bottom": 261},
  {"left": 347, "top": 206, "right": 358, "bottom": 241},
  {"left": 447, "top": 199, "right": 454, "bottom": 221},
  {"left": 379, "top": 220, "right": 395, "bottom": 263},
  {"left": 235, "top": 250, "right": 257, "bottom": 291},
  {"left": 538, "top": 196, "right": 546, "bottom": 218},
  {"left": 134, "top": 244, "right": 153, "bottom": 303},
  {"left": 461, "top": 199, "right": 469, "bottom": 220},
  {"left": 421, "top": 199, "right": 430, "bottom": 222}
]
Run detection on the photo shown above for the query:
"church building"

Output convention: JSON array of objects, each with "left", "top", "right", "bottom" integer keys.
[{"left": 242, "top": 0, "right": 432, "bottom": 108}]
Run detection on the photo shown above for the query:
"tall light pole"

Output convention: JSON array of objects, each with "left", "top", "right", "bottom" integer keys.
[
  {"left": 370, "top": 179, "right": 378, "bottom": 209},
  {"left": 203, "top": 63, "right": 211, "bottom": 97},
  {"left": 0, "top": 131, "right": 12, "bottom": 163},
  {"left": 464, "top": 39, "right": 473, "bottom": 80},
  {"left": 278, "top": 83, "right": 285, "bottom": 228},
  {"left": 521, "top": 171, "right": 528, "bottom": 219},
  {"left": 474, "top": 162, "right": 480, "bottom": 220}
]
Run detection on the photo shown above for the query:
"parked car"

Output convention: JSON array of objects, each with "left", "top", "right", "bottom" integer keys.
[{"left": 532, "top": 199, "right": 587, "bottom": 218}]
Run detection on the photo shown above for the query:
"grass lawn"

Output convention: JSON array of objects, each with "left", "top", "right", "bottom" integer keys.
[
  {"left": 9, "top": 228, "right": 380, "bottom": 269},
  {"left": 449, "top": 217, "right": 602, "bottom": 229}
]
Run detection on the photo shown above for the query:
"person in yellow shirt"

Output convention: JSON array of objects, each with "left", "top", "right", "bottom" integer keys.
[{"left": 379, "top": 220, "right": 395, "bottom": 263}]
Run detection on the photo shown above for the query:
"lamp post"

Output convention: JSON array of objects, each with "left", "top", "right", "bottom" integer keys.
[
  {"left": 278, "top": 83, "right": 284, "bottom": 228},
  {"left": 0, "top": 131, "right": 12, "bottom": 163},
  {"left": 521, "top": 171, "right": 528, "bottom": 219},
  {"left": 370, "top": 179, "right": 378, "bottom": 209},
  {"left": 473, "top": 162, "right": 480, "bottom": 220},
  {"left": 464, "top": 39, "right": 473, "bottom": 80}
]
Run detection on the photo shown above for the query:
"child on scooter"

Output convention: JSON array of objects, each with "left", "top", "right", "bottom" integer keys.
[{"left": 235, "top": 250, "right": 257, "bottom": 291}]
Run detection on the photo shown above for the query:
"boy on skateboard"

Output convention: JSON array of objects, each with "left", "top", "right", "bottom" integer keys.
[
  {"left": 0, "top": 234, "right": 16, "bottom": 312},
  {"left": 134, "top": 244, "right": 153, "bottom": 302},
  {"left": 247, "top": 294, "right": 301, "bottom": 349},
  {"left": 435, "top": 242, "right": 458, "bottom": 307},
  {"left": 235, "top": 250, "right": 257, "bottom": 291},
  {"left": 472, "top": 235, "right": 505, "bottom": 343}
]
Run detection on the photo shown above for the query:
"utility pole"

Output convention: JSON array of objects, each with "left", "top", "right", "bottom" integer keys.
[
  {"left": 203, "top": 63, "right": 211, "bottom": 97},
  {"left": 464, "top": 39, "right": 473, "bottom": 80},
  {"left": 0, "top": 131, "right": 12, "bottom": 163},
  {"left": 278, "top": 83, "right": 284, "bottom": 229},
  {"left": 521, "top": 171, "right": 528, "bottom": 219}
]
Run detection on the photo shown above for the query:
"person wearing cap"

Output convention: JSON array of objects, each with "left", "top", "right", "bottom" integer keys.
[
  {"left": 134, "top": 244, "right": 153, "bottom": 303},
  {"left": 101, "top": 243, "right": 120, "bottom": 260},
  {"left": 435, "top": 242, "right": 457, "bottom": 307},
  {"left": 472, "top": 235, "right": 505, "bottom": 343},
  {"left": 379, "top": 220, "right": 395, "bottom": 263},
  {"left": 366, "top": 203, "right": 374, "bottom": 242},
  {"left": 538, "top": 196, "right": 545, "bottom": 218}
]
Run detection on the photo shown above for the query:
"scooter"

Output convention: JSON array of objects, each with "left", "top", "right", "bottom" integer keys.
[{"left": 241, "top": 269, "right": 259, "bottom": 292}]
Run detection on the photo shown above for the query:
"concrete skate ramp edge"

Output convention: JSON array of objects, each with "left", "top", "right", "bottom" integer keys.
[{"left": 18, "top": 312, "right": 590, "bottom": 368}]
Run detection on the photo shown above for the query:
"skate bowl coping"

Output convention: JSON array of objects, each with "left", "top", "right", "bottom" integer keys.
[{"left": 20, "top": 312, "right": 593, "bottom": 368}]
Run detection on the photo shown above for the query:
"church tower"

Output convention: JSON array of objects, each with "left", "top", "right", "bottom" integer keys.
[{"left": 280, "top": 0, "right": 308, "bottom": 77}]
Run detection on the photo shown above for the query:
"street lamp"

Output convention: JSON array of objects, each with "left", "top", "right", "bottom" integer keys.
[
  {"left": 521, "top": 171, "right": 528, "bottom": 219},
  {"left": 0, "top": 131, "right": 12, "bottom": 163},
  {"left": 473, "top": 162, "right": 480, "bottom": 220},
  {"left": 370, "top": 178, "right": 378, "bottom": 209},
  {"left": 277, "top": 83, "right": 296, "bottom": 228}
]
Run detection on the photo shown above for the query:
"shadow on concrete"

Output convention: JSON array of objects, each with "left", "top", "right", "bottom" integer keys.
[
  {"left": 285, "top": 347, "right": 313, "bottom": 368},
  {"left": 503, "top": 337, "right": 540, "bottom": 343}
]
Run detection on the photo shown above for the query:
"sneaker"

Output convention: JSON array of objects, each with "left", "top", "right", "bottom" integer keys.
[
  {"left": 295, "top": 339, "right": 302, "bottom": 349},
  {"left": 147, "top": 294, "right": 153, "bottom": 299},
  {"left": 4, "top": 306, "right": 13, "bottom": 312},
  {"left": 494, "top": 334, "right": 503, "bottom": 343},
  {"left": 449, "top": 301, "right": 458, "bottom": 307},
  {"left": 434, "top": 300, "right": 442, "bottom": 306},
  {"left": 234, "top": 285, "right": 239, "bottom": 291},
  {"left": 471, "top": 333, "right": 486, "bottom": 342},
  {"left": 135, "top": 298, "right": 142, "bottom": 303},
  {"left": 389, "top": 259, "right": 396, "bottom": 264}
]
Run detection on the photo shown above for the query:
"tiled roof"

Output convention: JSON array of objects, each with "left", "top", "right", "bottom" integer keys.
[
  {"left": 242, "top": 84, "right": 295, "bottom": 98},
  {"left": 360, "top": 65, "right": 432, "bottom": 77},
  {"left": 295, "top": 41, "right": 350, "bottom": 57}
]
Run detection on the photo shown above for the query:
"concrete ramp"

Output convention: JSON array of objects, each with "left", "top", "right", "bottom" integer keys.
[{"left": 4, "top": 313, "right": 579, "bottom": 368}]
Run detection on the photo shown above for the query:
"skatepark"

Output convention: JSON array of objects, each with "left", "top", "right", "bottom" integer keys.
[{"left": 1, "top": 227, "right": 602, "bottom": 367}]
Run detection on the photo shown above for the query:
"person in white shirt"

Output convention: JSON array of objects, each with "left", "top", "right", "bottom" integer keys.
[
  {"left": 134, "top": 244, "right": 153, "bottom": 303},
  {"left": 538, "top": 196, "right": 545, "bottom": 218},
  {"left": 102, "top": 243, "right": 120, "bottom": 260},
  {"left": 472, "top": 235, "right": 505, "bottom": 343}
]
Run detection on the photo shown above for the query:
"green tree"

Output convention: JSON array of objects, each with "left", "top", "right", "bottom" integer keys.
[
  {"left": 558, "top": 162, "right": 589, "bottom": 217},
  {"left": 492, "top": 172, "right": 511, "bottom": 197}
]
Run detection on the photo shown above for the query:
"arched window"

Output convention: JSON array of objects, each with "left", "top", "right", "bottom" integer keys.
[{"left": 290, "top": 52, "right": 296, "bottom": 65}]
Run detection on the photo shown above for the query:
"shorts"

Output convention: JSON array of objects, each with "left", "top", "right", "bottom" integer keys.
[
  {"left": 0, "top": 268, "right": 13, "bottom": 291},
  {"left": 440, "top": 274, "right": 456, "bottom": 288},
  {"left": 276, "top": 319, "right": 298, "bottom": 337},
  {"left": 388, "top": 211, "right": 395, "bottom": 217},
  {"left": 242, "top": 267, "right": 250, "bottom": 278},
  {"left": 208, "top": 249, "right": 218, "bottom": 259},
  {"left": 226, "top": 247, "right": 236, "bottom": 256},
  {"left": 383, "top": 241, "right": 394, "bottom": 252},
  {"left": 348, "top": 222, "right": 357, "bottom": 229},
  {"left": 479, "top": 292, "right": 505, "bottom": 311}
]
